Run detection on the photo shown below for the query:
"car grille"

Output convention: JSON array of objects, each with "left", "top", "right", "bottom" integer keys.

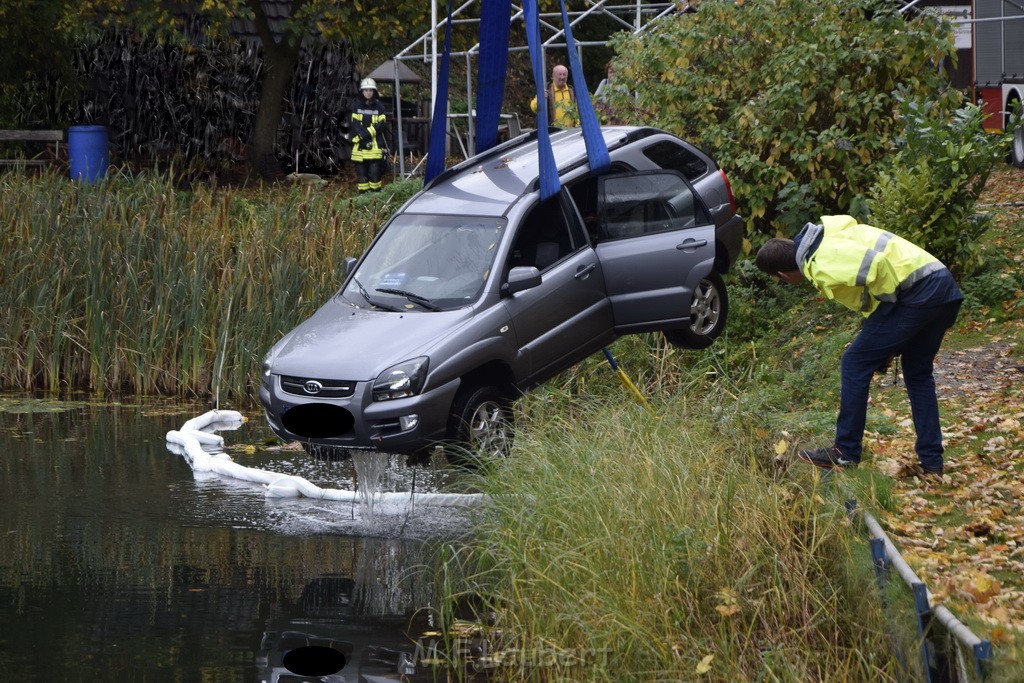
[{"left": 280, "top": 375, "right": 356, "bottom": 398}]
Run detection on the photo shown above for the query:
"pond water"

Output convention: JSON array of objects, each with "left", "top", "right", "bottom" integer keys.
[{"left": 0, "top": 397, "right": 480, "bottom": 681}]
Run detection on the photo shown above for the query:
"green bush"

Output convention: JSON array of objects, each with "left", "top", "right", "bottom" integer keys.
[
  {"left": 961, "top": 267, "right": 1024, "bottom": 319},
  {"left": 723, "top": 259, "right": 806, "bottom": 344},
  {"left": 867, "top": 97, "right": 1012, "bottom": 277},
  {"left": 607, "top": 0, "right": 960, "bottom": 240}
]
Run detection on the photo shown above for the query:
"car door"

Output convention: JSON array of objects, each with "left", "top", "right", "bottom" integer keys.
[
  {"left": 594, "top": 171, "right": 716, "bottom": 330},
  {"left": 500, "top": 193, "right": 614, "bottom": 382}
]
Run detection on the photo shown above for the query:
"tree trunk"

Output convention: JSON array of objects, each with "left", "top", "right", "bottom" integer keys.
[
  {"left": 246, "top": 0, "right": 306, "bottom": 181},
  {"left": 248, "top": 44, "right": 300, "bottom": 181}
]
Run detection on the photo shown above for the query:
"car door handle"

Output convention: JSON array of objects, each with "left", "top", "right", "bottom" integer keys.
[
  {"left": 677, "top": 238, "right": 708, "bottom": 250},
  {"left": 575, "top": 263, "right": 597, "bottom": 279}
]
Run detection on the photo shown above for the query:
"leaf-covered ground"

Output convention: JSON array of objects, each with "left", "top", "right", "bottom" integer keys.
[{"left": 867, "top": 167, "right": 1024, "bottom": 651}]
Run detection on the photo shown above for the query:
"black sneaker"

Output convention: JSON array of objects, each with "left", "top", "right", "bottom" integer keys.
[{"left": 797, "top": 446, "right": 859, "bottom": 470}]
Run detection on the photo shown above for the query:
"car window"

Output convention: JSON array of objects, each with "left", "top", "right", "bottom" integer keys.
[
  {"left": 597, "top": 171, "right": 711, "bottom": 240},
  {"left": 567, "top": 164, "right": 632, "bottom": 244},
  {"left": 641, "top": 140, "right": 709, "bottom": 181},
  {"left": 345, "top": 214, "right": 505, "bottom": 310},
  {"left": 508, "top": 195, "right": 579, "bottom": 271}
]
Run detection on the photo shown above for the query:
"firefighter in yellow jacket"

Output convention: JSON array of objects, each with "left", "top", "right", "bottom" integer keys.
[
  {"left": 349, "top": 78, "right": 387, "bottom": 192},
  {"left": 756, "top": 216, "right": 963, "bottom": 477}
]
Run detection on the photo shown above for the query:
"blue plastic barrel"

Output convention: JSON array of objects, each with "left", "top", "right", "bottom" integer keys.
[{"left": 68, "top": 125, "right": 109, "bottom": 182}]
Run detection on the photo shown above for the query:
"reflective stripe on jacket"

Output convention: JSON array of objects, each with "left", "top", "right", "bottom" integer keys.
[
  {"left": 796, "top": 215, "right": 945, "bottom": 317},
  {"left": 350, "top": 98, "right": 387, "bottom": 161}
]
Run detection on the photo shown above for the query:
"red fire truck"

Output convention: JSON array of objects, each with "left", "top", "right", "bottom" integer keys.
[
  {"left": 931, "top": 0, "right": 1024, "bottom": 166},
  {"left": 973, "top": 0, "right": 1024, "bottom": 166}
]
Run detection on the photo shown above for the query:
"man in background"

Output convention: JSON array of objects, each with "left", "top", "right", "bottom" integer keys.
[{"left": 530, "top": 64, "right": 578, "bottom": 127}]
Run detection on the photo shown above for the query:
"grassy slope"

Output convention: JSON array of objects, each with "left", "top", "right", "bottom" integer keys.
[
  {"left": 868, "top": 168, "right": 1024, "bottom": 678},
  {"left": 458, "top": 168, "right": 1024, "bottom": 681}
]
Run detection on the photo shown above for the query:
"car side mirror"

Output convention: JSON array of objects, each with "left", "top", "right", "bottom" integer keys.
[
  {"left": 502, "top": 266, "right": 542, "bottom": 295},
  {"left": 343, "top": 256, "right": 357, "bottom": 276}
]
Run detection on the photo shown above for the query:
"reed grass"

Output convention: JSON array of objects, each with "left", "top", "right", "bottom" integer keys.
[
  {"left": 0, "top": 169, "right": 420, "bottom": 402},
  {"left": 458, "top": 396, "right": 906, "bottom": 681}
]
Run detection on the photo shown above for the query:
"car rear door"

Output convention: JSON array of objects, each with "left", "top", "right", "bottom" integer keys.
[{"left": 594, "top": 171, "right": 716, "bottom": 330}]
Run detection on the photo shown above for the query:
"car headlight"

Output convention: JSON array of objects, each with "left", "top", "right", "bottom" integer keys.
[
  {"left": 373, "top": 357, "right": 428, "bottom": 401},
  {"left": 261, "top": 349, "right": 275, "bottom": 380}
]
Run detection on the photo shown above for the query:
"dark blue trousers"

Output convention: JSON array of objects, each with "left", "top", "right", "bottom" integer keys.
[{"left": 835, "top": 300, "right": 962, "bottom": 471}]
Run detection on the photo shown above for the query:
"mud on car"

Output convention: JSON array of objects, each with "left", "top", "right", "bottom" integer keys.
[{"left": 260, "top": 126, "right": 743, "bottom": 462}]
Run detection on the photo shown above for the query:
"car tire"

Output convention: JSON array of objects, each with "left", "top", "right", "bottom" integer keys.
[
  {"left": 301, "top": 442, "right": 351, "bottom": 461},
  {"left": 1011, "top": 120, "right": 1024, "bottom": 169},
  {"left": 662, "top": 271, "right": 728, "bottom": 350},
  {"left": 444, "top": 383, "right": 514, "bottom": 467}
]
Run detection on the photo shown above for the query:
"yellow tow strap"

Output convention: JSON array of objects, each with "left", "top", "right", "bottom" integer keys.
[{"left": 602, "top": 348, "right": 653, "bottom": 412}]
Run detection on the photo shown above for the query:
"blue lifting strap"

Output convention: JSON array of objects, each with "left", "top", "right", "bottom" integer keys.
[
  {"left": 523, "top": 0, "right": 560, "bottom": 200},
  {"left": 424, "top": 0, "right": 454, "bottom": 185},
  {"left": 558, "top": 0, "right": 610, "bottom": 173},
  {"left": 476, "top": 0, "right": 511, "bottom": 154}
]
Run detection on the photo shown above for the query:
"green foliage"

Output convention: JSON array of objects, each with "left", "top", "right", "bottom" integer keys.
[
  {"left": 867, "top": 98, "right": 1013, "bottom": 277},
  {"left": 722, "top": 259, "right": 806, "bottom": 344},
  {"left": 961, "top": 264, "right": 1024, "bottom": 319},
  {"left": 607, "top": 0, "right": 960, "bottom": 240},
  {"left": 0, "top": 0, "right": 74, "bottom": 87},
  {"left": 76, "top": 0, "right": 428, "bottom": 56}
]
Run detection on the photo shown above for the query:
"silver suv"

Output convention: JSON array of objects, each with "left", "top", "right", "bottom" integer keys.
[{"left": 260, "top": 126, "right": 743, "bottom": 461}]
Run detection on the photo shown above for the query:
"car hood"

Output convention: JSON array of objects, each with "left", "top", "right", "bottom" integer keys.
[{"left": 270, "top": 296, "right": 475, "bottom": 381}]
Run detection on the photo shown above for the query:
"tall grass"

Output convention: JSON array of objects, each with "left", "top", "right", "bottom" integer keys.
[
  {"left": 0, "top": 169, "right": 419, "bottom": 402},
  {"left": 457, "top": 396, "right": 905, "bottom": 681}
]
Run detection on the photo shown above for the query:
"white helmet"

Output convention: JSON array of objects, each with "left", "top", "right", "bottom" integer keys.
[{"left": 360, "top": 78, "right": 377, "bottom": 91}]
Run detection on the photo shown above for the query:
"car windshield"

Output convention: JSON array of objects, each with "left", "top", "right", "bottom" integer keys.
[{"left": 343, "top": 214, "right": 506, "bottom": 311}]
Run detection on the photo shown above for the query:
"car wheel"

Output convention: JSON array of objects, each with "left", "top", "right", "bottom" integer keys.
[
  {"left": 301, "top": 442, "right": 351, "bottom": 461},
  {"left": 662, "top": 271, "right": 728, "bottom": 350},
  {"left": 445, "top": 383, "right": 513, "bottom": 467}
]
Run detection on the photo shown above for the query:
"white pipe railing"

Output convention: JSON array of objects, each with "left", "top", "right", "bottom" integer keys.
[{"left": 857, "top": 505, "right": 993, "bottom": 680}]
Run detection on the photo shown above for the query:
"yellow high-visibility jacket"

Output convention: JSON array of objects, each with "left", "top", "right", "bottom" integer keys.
[{"left": 796, "top": 215, "right": 945, "bottom": 317}]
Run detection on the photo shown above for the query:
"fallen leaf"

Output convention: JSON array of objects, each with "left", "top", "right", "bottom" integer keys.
[
  {"left": 964, "top": 520, "right": 995, "bottom": 537},
  {"left": 987, "top": 626, "right": 1016, "bottom": 644},
  {"left": 962, "top": 571, "right": 1002, "bottom": 604},
  {"left": 696, "top": 654, "right": 714, "bottom": 674}
]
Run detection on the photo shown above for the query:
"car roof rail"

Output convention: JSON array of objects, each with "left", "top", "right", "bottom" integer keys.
[
  {"left": 422, "top": 126, "right": 557, "bottom": 192},
  {"left": 525, "top": 126, "right": 664, "bottom": 193},
  {"left": 424, "top": 125, "right": 668, "bottom": 195}
]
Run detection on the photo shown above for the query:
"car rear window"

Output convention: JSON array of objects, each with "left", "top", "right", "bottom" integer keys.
[{"left": 641, "top": 141, "right": 709, "bottom": 181}]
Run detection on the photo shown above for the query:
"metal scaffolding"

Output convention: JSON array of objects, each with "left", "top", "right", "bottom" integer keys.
[{"left": 377, "top": 1, "right": 683, "bottom": 176}]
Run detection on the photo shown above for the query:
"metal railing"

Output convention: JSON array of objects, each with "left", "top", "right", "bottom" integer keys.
[{"left": 846, "top": 499, "right": 994, "bottom": 682}]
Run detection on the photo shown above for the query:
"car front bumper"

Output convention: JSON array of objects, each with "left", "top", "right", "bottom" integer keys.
[{"left": 259, "top": 374, "right": 461, "bottom": 454}]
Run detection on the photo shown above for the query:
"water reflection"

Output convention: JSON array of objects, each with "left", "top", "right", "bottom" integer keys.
[{"left": 0, "top": 398, "right": 471, "bottom": 681}]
